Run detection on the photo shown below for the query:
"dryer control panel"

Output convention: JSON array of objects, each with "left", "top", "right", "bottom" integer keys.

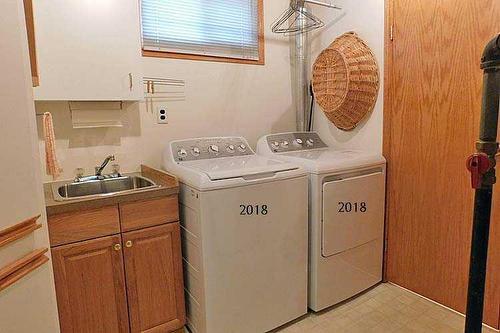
[
  {"left": 265, "top": 132, "right": 327, "bottom": 153},
  {"left": 171, "top": 137, "right": 254, "bottom": 162}
]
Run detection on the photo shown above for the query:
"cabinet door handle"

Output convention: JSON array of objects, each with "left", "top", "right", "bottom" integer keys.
[
  {"left": 114, "top": 244, "right": 122, "bottom": 251},
  {"left": 125, "top": 240, "right": 133, "bottom": 248},
  {"left": 128, "top": 73, "right": 133, "bottom": 91}
]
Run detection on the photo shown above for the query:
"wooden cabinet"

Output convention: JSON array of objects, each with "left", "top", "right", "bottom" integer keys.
[
  {"left": 51, "top": 235, "right": 130, "bottom": 333},
  {"left": 48, "top": 196, "right": 185, "bottom": 333},
  {"left": 123, "top": 224, "right": 186, "bottom": 333},
  {"left": 32, "top": 0, "right": 143, "bottom": 100}
]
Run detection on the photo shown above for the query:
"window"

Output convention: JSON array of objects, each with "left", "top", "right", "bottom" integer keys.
[{"left": 140, "top": 0, "right": 264, "bottom": 65}]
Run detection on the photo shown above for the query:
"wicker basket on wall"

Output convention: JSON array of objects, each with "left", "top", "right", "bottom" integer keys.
[{"left": 312, "top": 32, "right": 380, "bottom": 131}]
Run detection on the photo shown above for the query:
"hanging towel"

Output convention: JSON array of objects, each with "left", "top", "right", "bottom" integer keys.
[{"left": 43, "top": 112, "right": 62, "bottom": 179}]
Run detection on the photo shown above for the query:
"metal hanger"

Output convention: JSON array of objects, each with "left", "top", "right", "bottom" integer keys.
[
  {"left": 271, "top": 0, "right": 341, "bottom": 35},
  {"left": 305, "top": 0, "right": 341, "bottom": 9}
]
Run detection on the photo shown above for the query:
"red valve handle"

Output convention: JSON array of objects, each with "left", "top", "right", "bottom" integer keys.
[{"left": 466, "top": 153, "right": 491, "bottom": 189}]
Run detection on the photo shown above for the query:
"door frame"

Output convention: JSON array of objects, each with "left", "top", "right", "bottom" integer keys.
[{"left": 382, "top": 0, "right": 395, "bottom": 281}]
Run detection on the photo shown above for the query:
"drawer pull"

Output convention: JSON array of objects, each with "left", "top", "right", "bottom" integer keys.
[
  {"left": 125, "top": 240, "right": 133, "bottom": 248},
  {"left": 114, "top": 244, "right": 122, "bottom": 251}
]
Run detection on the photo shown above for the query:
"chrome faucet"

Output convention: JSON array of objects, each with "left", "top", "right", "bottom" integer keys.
[{"left": 95, "top": 155, "right": 115, "bottom": 177}]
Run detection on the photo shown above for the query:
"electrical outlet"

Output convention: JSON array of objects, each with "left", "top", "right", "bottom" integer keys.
[{"left": 156, "top": 106, "right": 168, "bottom": 124}]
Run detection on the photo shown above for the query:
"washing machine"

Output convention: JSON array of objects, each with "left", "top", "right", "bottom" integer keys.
[
  {"left": 163, "top": 137, "right": 309, "bottom": 333},
  {"left": 257, "top": 132, "right": 386, "bottom": 312}
]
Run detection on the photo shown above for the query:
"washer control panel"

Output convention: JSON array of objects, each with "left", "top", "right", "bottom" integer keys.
[
  {"left": 172, "top": 137, "right": 254, "bottom": 162},
  {"left": 266, "top": 132, "right": 327, "bottom": 153}
]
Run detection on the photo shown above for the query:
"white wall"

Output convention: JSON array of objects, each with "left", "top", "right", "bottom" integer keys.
[
  {"left": 309, "top": 0, "right": 385, "bottom": 153},
  {"left": 37, "top": 0, "right": 296, "bottom": 182},
  {"left": 36, "top": 0, "right": 385, "bottom": 182}
]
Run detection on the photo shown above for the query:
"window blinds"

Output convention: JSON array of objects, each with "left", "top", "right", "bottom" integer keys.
[{"left": 141, "top": 0, "right": 260, "bottom": 61}]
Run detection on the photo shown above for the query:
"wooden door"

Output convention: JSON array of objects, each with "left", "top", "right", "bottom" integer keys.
[
  {"left": 51, "top": 235, "right": 129, "bottom": 333},
  {"left": 384, "top": 0, "right": 500, "bottom": 328},
  {"left": 123, "top": 223, "right": 186, "bottom": 333}
]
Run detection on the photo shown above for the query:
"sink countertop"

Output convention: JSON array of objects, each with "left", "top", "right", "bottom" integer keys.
[{"left": 44, "top": 165, "right": 179, "bottom": 216}]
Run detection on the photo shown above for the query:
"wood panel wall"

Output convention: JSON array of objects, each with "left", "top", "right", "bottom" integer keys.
[{"left": 384, "top": 0, "right": 500, "bottom": 328}]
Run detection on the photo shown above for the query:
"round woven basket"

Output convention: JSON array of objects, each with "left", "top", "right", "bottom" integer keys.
[{"left": 312, "top": 32, "right": 380, "bottom": 131}]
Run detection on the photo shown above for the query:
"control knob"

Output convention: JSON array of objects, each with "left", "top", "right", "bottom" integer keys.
[
  {"left": 209, "top": 145, "right": 219, "bottom": 154},
  {"left": 238, "top": 144, "right": 247, "bottom": 152},
  {"left": 271, "top": 141, "right": 280, "bottom": 149},
  {"left": 177, "top": 148, "right": 187, "bottom": 158},
  {"left": 192, "top": 147, "right": 200, "bottom": 156},
  {"left": 306, "top": 138, "right": 314, "bottom": 147},
  {"left": 227, "top": 145, "right": 235, "bottom": 153},
  {"left": 293, "top": 138, "right": 303, "bottom": 147},
  {"left": 281, "top": 141, "right": 289, "bottom": 148}
]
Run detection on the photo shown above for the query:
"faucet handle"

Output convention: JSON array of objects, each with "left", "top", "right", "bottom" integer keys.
[
  {"left": 74, "top": 168, "right": 85, "bottom": 181},
  {"left": 76, "top": 168, "right": 84, "bottom": 177},
  {"left": 111, "top": 164, "right": 121, "bottom": 175}
]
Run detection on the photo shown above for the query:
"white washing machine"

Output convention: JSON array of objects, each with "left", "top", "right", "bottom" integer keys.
[
  {"left": 163, "top": 137, "right": 309, "bottom": 333},
  {"left": 257, "top": 132, "right": 386, "bottom": 312}
]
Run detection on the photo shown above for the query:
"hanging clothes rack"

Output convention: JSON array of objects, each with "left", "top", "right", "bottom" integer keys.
[
  {"left": 271, "top": 0, "right": 341, "bottom": 35},
  {"left": 271, "top": 0, "right": 341, "bottom": 131},
  {"left": 143, "top": 77, "right": 186, "bottom": 113}
]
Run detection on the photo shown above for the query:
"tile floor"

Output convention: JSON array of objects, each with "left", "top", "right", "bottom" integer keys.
[{"left": 272, "top": 283, "right": 498, "bottom": 333}]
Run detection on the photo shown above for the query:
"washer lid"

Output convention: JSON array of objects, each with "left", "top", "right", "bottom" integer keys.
[
  {"left": 181, "top": 155, "right": 299, "bottom": 181},
  {"left": 277, "top": 149, "right": 386, "bottom": 174}
]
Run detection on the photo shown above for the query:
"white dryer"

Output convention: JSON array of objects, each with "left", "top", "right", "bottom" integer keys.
[
  {"left": 163, "top": 137, "right": 309, "bottom": 333},
  {"left": 257, "top": 132, "right": 386, "bottom": 312}
]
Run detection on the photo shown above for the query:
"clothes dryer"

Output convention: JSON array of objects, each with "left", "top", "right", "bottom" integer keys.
[{"left": 257, "top": 132, "right": 386, "bottom": 311}]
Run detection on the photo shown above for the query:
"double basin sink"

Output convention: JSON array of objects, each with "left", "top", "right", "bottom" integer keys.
[{"left": 52, "top": 175, "right": 159, "bottom": 201}]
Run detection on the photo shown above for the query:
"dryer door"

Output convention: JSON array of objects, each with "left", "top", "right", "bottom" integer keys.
[{"left": 322, "top": 171, "right": 385, "bottom": 257}]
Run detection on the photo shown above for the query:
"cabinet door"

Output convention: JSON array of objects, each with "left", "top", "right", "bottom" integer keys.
[
  {"left": 123, "top": 223, "right": 186, "bottom": 333},
  {"left": 33, "top": 0, "right": 143, "bottom": 100},
  {"left": 51, "top": 235, "right": 129, "bottom": 333}
]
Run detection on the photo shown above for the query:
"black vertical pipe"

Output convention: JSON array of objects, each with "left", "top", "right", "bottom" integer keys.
[
  {"left": 464, "top": 34, "right": 500, "bottom": 333},
  {"left": 465, "top": 189, "right": 493, "bottom": 332}
]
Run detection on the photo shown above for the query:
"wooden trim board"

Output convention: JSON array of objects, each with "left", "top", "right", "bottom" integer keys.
[
  {"left": 0, "top": 248, "right": 49, "bottom": 292},
  {"left": 142, "top": 50, "right": 265, "bottom": 65},
  {"left": 382, "top": 0, "right": 394, "bottom": 282},
  {"left": 141, "top": 165, "right": 179, "bottom": 188},
  {"left": 0, "top": 215, "right": 42, "bottom": 249},
  {"left": 23, "top": 0, "right": 39, "bottom": 87}
]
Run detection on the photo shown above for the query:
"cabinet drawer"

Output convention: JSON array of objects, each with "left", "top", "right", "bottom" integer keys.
[
  {"left": 119, "top": 196, "right": 179, "bottom": 232},
  {"left": 48, "top": 206, "right": 120, "bottom": 246}
]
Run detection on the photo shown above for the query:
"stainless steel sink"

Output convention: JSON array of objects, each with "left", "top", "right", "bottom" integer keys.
[{"left": 52, "top": 175, "right": 159, "bottom": 201}]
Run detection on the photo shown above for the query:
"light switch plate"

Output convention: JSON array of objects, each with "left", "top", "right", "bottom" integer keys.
[{"left": 156, "top": 105, "right": 168, "bottom": 124}]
